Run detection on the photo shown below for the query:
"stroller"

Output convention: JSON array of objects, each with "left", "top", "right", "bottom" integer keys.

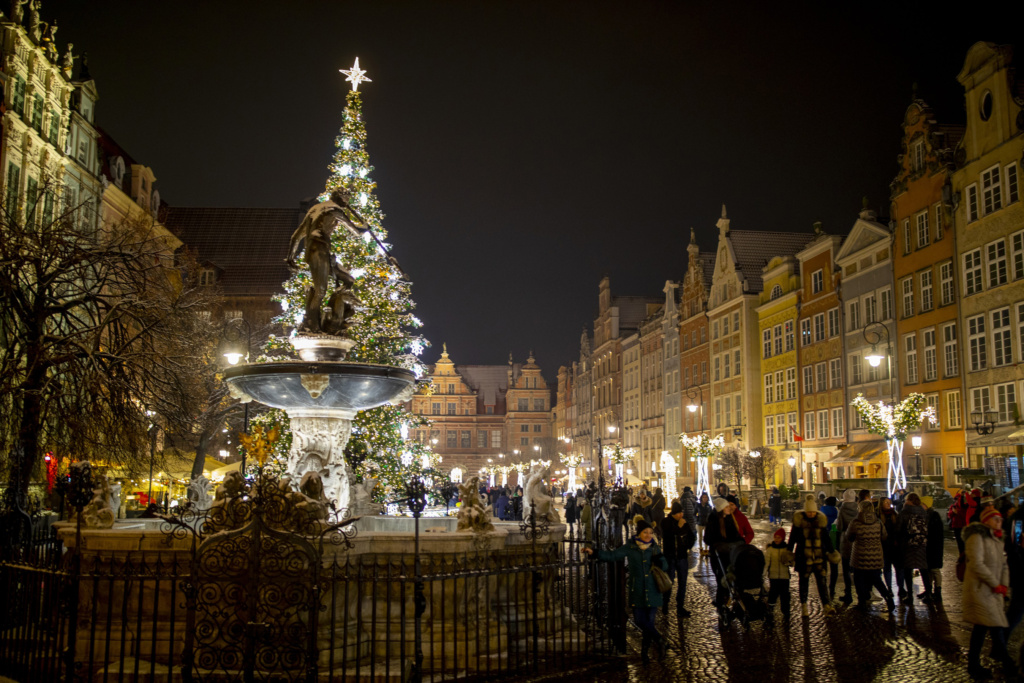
[{"left": 711, "top": 542, "right": 771, "bottom": 628}]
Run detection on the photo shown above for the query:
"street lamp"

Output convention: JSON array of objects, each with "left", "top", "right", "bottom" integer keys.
[
  {"left": 222, "top": 317, "right": 253, "bottom": 474},
  {"left": 787, "top": 456, "right": 797, "bottom": 486},
  {"left": 862, "top": 321, "right": 894, "bottom": 401},
  {"left": 911, "top": 435, "right": 923, "bottom": 477},
  {"left": 595, "top": 424, "right": 617, "bottom": 490},
  {"left": 971, "top": 410, "right": 998, "bottom": 436}
]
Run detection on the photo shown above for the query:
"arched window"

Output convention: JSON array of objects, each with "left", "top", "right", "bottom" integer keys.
[{"left": 770, "top": 285, "right": 783, "bottom": 300}]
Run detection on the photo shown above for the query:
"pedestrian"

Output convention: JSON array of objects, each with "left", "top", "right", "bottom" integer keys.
[
  {"left": 651, "top": 487, "right": 667, "bottom": 541},
  {"left": 821, "top": 496, "right": 839, "bottom": 527},
  {"left": 948, "top": 486, "right": 974, "bottom": 554},
  {"left": 631, "top": 490, "right": 654, "bottom": 529},
  {"left": 768, "top": 487, "right": 783, "bottom": 526},
  {"left": 764, "top": 527, "right": 793, "bottom": 619},
  {"left": 725, "top": 494, "right": 755, "bottom": 544},
  {"left": 564, "top": 491, "right": 577, "bottom": 527},
  {"left": 662, "top": 501, "right": 695, "bottom": 619},
  {"left": 579, "top": 494, "right": 593, "bottom": 546},
  {"left": 878, "top": 497, "right": 903, "bottom": 598},
  {"left": 681, "top": 486, "right": 697, "bottom": 531},
  {"left": 495, "top": 488, "right": 510, "bottom": 521},
  {"left": 1003, "top": 503, "right": 1024, "bottom": 643},
  {"left": 846, "top": 500, "right": 895, "bottom": 612},
  {"left": 704, "top": 496, "right": 750, "bottom": 606},
  {"left": 920, "top": 503, "right": 945, "bottom": 603},
  {"left": 788, "top": 494, "right": 837, "bottom": 617},
  {"left": 583, "top": 515, "right": 669, "bottom": 663},
  {"left": 715, "top": 482, "right": 729, "bottom": 500},
  {"left": 695, "top": 492, "right": 712, "bottom": 556},
  {"left": 895, "top": 492, "right": 931, "bottom": 606},
  {"left": 834, "top": 489, "right": 860, "bottom": 606},
  {"left": 963, "top": 506, "right": 1012, "bottom": 679}
]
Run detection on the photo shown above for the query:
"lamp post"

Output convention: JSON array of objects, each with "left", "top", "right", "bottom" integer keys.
[
  {"left": 684, "top": 385, "right": 709, "bottom": 495},
  {"left": 145, "top": 409, "right": 157, "bottom": 505},
  {"left": 970, "top": 410, "right": 997, "bottom": 436},
  {"left": 862, "top": 321, "right": 894, "bottom": 401},
  {"left": 595, "top": 425, "right": 617, "bottom": 490},
  {"left": 787, "top": 456, "right": 797, "bottom": 486},
  {"left": 911, "top": 435, "right": 923, "bottom": 477},
  {"left": 223, "top": 317, "right": 253, "bottom": 474}
]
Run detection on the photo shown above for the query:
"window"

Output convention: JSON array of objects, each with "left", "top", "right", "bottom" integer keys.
[
  {"left": 847, "top": 301, "right": 860, "bottom": 332},
  {"left": 815, "top": 362, "right": 827, "bottom": 393},
  {"left": 518, "top": 398, "right": 528, "bottom": 411},
  {"left": 811, "top": 269, "right": 824, "bottom": 294},
  {"left": 723, "top": 315, "right": 730, "bottom": 335},
  {"left": 992, "top": 308, "right": 1012, "bottom": 366},
  {"left": 49, "top": 110, "right": 60, "bottom": 146},
  {"left": 1008, "top": 163, "right": 1020, "bottom": 204},
  {"left": 785, "top": 320, "right": 795, "bottom": 351},
  {"left": 12, "top": 77, "right": 25, "bottom": 116},
  {"left": 971, "top": 386, "right": 991, "bottom": 415},
  {"left": 533, "top": 424, "right": 542, "bottom": 432},
  {"left": 951, "top": 456, "right": 965, "bottom": 483},
  {"left": 946, "top": 390, "right": 962, "bottom": 429},
  {"left": 491, "top": 430, "right": 501, "bottom": 447},
  {"left": 916, "top": 210, "right": 929, "bottom": 248},
  {"left": 903, "top": 220, "right": 912, "bottom": 254},
  {"left": 923, "top": 329, "right": 937, "bottom": 381},
  {"left": 520, "top": 437, "right": 529, "bottom": 446},
  {"left": 734, "top": 350, "right": 741, "bottom": 377},
  {"left": 447, "top": 431, "right": 457, "bottom": 448},
  {"left": 988, "top": 239, "right": 1008, "bottom": 288},
  {"left": 934, "top": 203, "right": 944, "bottom": 241},
  {"left": 723, "top": 352, "right": 731, "bottom": 378},
  {"left": 966, "top": 184, "right": 979, "bottom": 222},
  {"left": 770, "top": 284, "right": 782, "bottom": 299},
  {"left": 715, "top": 400, "right": 721, "bottom": 429},
  {"left": 813, "top": 313, "right": 825, "bottom": 342},
  {"left": 773, "top": 324, "right": 783, "bottom": 355},
  {"left": 818, "top": 410, "right": 829, "bottom": 439},
  {"left": 1019, "top": 304, "right": 1024, "bottom": 363},
  {"left": 777, "top": 419, "right": 787, "bottom": 446},
  {"left": 931, "top": 457, "right": 943, "bottom": 477},
  {"left": 713, "top": 356, "right": 720, "bottom": 382},
  {"left": 996, "top": 383, "right": 1016, "bottom": 423},
  {"left": 804, "top": 412, "right": 816, "bottom": 441},
  {"left": 31, "top": 95, "right": 43, "bottom": 132},
  {"left": 1011, "top": 230, "right": 1024, "bottom": 282},
  {"left": 765, "top": 416, "right": 775, "bottom": 445},
  {"left": 900, "top": 279, "right": 913, "bottom": 318},
  {"left": 432, "top": 402, "right": 440, "bottom": 415},
  {"left": 684, "top": 366, "right": 690, "bottom": 387},
  {"left": 943, "top": 323, "right": 958, "bottom": 377},
  {"left": 735, "top": 394, "right": 742, "bottom": 426},
  {"left": 713, "top": 321, "right": 719, "bottom": 339},
  {"left": 701, "top": 361, "right": 707, "bottom": 383},
  {"left": 701, "top": 327, "right": 707, "bottom": 343},
  {"left": 534, "top": 398, "right": 545, "bottom": 410},
  {"left": 786, "top": 368, "right": 797, "bottom": 400},
  {"left": 199, "top": 268, "right": 216, "bottom": 286},
  {"left": 851, "top": 355, "right": 862, "bottom": 385},
  {"left": 920, "top": 271, "right": 933, "bottom": 312},
  {"left": 864, "top": 295, "right": 877, "bottom": 324},
  {"left": 904, "top": 334, "right": 918, "bottom": 384},
  {"left": 829, "top": 358, "right": 842, "bottom": 388},
  {"left": 828, "top": 309, "right": 840, "bottom": 338},
  {"left": 724, "top": 397, "right": 733, "bottom": 426},
  {"left": 926, "top": 394, "right": 939, "bottom": 430},
  {"left": 803, "top": 366, "right": 814, "bottom": 395},
  {"left": 981, "top": 165, "right": 1002, "bottom": 214},
  {"left": 940, "top": 262, "right": 954, "bottom": 305},
  {"left": 733, "top": 312, "right": 740, "bottom": 332},
  {"left": 447, "top": 403, "right": 457, "bottom": 415},
  {"left": 5, "top": 163, "right": 20, "bottom": 218},
  {"left": 964, "top": 249, "right": 983, "bottom": 295},
  {"left": 913, "top": 139, "right": 925, "bottom": 171},
  {"left": 800, "top": 319, "right": 811, "bottom": 346},
  {"left": 880, "top": 289, "right": 892, "bottom": 321},
  {"left": 968, "top": 315, "right": 987, "bottom": 371},
  {"left": 788, "top": 413, "right": 798, "bottom": 441},
  {"left": 832, "top": 408, "right": 844, "bottom": 438},
  {"left": 763, "top": 329, "right": 772, "bottom": 358},
  {"left": 486, "top": 406, "right": 494, "bottom": 414},
  {"left": 477, "top": 430, "right": 487, "bottom": 448}
]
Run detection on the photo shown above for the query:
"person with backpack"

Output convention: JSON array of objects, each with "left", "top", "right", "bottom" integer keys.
[
  {"left": 895, "top": 492, "right": 930, "bottom": 607},
  {"left": 661, "top": 501, "right": 696, "bottom": 618},
  {"left": 846, "top": 499, "right": 896, "bottom": 612},
  {"left": 834, "top": 488, "right": 860, "bottom": 606},
  {"left": 962, "top": 506, "right": 1012, "bottom": 679},
  {"left": 920, "top": 504, "right": 946, "bottom": 603}
]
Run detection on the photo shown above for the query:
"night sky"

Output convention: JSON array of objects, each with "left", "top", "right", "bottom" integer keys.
[{"left": 49, "top": 1, "right": 1021, "bottom": 376}]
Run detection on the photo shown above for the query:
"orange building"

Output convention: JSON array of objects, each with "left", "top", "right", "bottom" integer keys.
[{"left": 890, "top": 98, "right": 966, "bottom": 491}]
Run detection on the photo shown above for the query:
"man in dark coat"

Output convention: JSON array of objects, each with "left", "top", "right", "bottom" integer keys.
[
  {"left": 662, "top": 501, "right": 696, "bottom": 618},
  {"left": 768, "top": 487, "right": 783, "bottom": 525},
  {"left": 650, "top": 488, "right": 667, "bottom": 540},
  {"left": 895, "top": 492, "right": 931, "bottom": 606},
  {"left": 920, "top": 504, "right": 946, "bottom": 602},
  {"left": 564, "top": 492, "right": 577, "bottom": 526}
]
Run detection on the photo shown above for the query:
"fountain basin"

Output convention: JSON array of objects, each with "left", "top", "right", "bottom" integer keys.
[{"left": 223, "top": 361, "right": 415, "bottom": 413}]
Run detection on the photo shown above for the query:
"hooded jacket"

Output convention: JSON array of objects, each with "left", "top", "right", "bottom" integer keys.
[
  {"left": 835, "top": 490, "right": 860, "bottom": 560},
  {"left": 896, "top": 503, "right": 930, "bottom": 570},
  {"left": 961, "top": 522, "right": 1009, "bottom": 627},
  {"left": 764, "top": 540, "right": 793, "bottom": 580},
  {"left": 846, "top": 500, "right": 886, "bottom": 570},
  {"left": 681, "top": 490, "right": 697, "bottom": 527}
]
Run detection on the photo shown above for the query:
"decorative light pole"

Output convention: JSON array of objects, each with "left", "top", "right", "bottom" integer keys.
[
  {"left": 685, "top": 384, "right": 708, "bottom": 492},
  {"left": 852, "top": 393, "right": 937, "bottom": 497},
  {"left": 862, "top": 320, "right": 894, "bottom": 400},
  {"left": 911, "top": 435, "right": 923, "bottom": 477},
  {"left": 681, "top": 432, "right": 723, "bottom": 499},
  {"left": 594, "top": 425, "right": 617, "bottom": 490},
  {"left": 560, "top": 449, "right": 584, "bottom": 493},
  {"left": 659, "top": 450, "right": 679, "bottom": 502},
  {"left": 971, "top": 410, "right": 997, "bottom": 435},
  {"left": 222, "top": 317, "right": 253, "bottom": 474},
  {"left": 787, "top": 456, "right": 797, "bottom": 486}
]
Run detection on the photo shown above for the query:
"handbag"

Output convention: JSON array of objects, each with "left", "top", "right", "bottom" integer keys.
[{"left": 650, "top": 565, "right": 673, "bottom": 593}]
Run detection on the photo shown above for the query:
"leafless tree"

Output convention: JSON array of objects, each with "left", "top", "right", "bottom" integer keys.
[
  {"left": 717, "top": 447, "right": 745, "bottom": 495},
  {"left": 0, "top": 180, "right": 217, "bottom": 497},
  {"left": 745, "top": 447, "right": 780, "bottom": 489}
]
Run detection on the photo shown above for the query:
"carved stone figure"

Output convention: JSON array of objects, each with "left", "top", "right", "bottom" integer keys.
[
  {"left": 10, "top": 0, "right": 27, "bottom": 25},
  {"left": 80, "top": 473, "right": 115, "bottom": 529},
  {"left": 295, "top": 471, "right": 329, "bottom": 521},
  {"left": 187, "top": 474, "right": 214, "bottom": 510},
  {"left": 285, "top": 188, "right": 368, "bottom": 336},
  {"left": 108, "top": 481, "right": 122, "bottom": 519},
  {"left": 61, "top": 42, "right": 73, "bottom": 76},
  {"left": 27, "top": 0, "right": 39, "bottom": 41},
  {"left": 456, "top": 476, "right": 494, "bottom": 533},
  {"left": 286, "top": 411, "right": 353, "bottom": 513},
  {"left": 349, "top": 477, "right": 380, "bottom": 518},
  {"left": 523, "top": 463, "right": 561, "bottom": 524}
]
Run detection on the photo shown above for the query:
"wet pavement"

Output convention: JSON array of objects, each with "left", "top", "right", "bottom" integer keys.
[{"left": 584, "top": 518, "right": 1021, "bottom": 683}]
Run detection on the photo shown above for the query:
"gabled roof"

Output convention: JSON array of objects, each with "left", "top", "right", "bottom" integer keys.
[
  {"left": 612, "top": 295, "right": 662, "bottom": 333},
  {"left": 700, "top": 251, "right": 716, "bottom": 289},
  {"left": 453, "top": 364, "right": 518, "bottom": 406},
  {"left": 165, "top": 206, "right": 303, "bottom": 298},
  {"left": 728, "top": 230, "right": 813, "bottom": 292}
]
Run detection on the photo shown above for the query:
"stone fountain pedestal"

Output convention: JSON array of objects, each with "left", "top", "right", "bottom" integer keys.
[{"left": 224, "top": 360, "right": 415, "bottom": 513}]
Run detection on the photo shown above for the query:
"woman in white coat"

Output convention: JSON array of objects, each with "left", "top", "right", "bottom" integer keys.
[{"left": 962, "top": 506, "right": 1012, "bottom": 679}]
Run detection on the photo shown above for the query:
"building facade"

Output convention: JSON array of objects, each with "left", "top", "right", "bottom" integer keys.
[
  {"left": 661, "top": 281, "right": 682, "bottom": 484},
  {"left": 679, "top": 231, "right": 714, "bottom": 484}
]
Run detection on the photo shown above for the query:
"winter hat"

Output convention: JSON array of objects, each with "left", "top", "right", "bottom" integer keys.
[
  {"left": 971, "top": 488, "right": 983, "bottom": 498},
  {"left": 772, "top": 528, "right": 786, "bottom": 542},
  {"left": 713, "top": 497, "right": 729, "bottom": 512},
  {"left": 803, "top": 494, "right": 817, "bottom": 514},
  {"left": 824, "top": 496, "right": 838, "bottom": 506},
  {"left": 633, "top": 514, "right": 653, "bottom": 533},
  {"left": 670, "top": 501, "right": 684, "bottom": 515},
  {"left": 842, "top": 489, "right": 857, "bottom": 503},
  {"left": 981, "top": 506, "right": 1002, "bottom": 526}
]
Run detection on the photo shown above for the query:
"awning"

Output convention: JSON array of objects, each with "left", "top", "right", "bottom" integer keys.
[
  {"left": 1009, "top": 428, "right": 1024, "bottom": 445},
  {"left": 827, "top": 442, "right": 887, "bottom": 465},
  {"left": 969, "top": 425, "right": 1023, "bottom": 449}
]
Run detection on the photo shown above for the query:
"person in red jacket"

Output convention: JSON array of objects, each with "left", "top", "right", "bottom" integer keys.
[
  {"left": 948, "top": 487, "right": 979, "bottom": 555},
  {"left": 726, "top": 494, "right": 755, "bottom": 544}
]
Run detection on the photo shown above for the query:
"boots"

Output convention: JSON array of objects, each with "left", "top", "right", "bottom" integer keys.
[
  {"left": 932, "top": 586, "right": 942, "bottom": 602},
  {"left": 885, "top": 593, "right": 896, "bottom": 612},
  {"left": 641, "top": 634, "right": 651, "bottom": 664}
]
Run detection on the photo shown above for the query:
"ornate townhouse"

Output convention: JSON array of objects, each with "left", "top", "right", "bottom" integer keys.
[
  {"left": 639, "top": 304, "right": 666, "bottom": 482},
  {"left": 951, "top": 43, "right": 1024, "bottom": 483},
  {"left": 679, "top": 230, "right": 714, "bottom": 484},
  {"left": 661, "top": 282, "right": 683, "bottom": 484},
  {"left": 891, "top": 98, "right": 966, "bottom": 489}
]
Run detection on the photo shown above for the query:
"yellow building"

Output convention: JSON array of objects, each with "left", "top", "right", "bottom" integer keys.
[{"left": 756, "top": 255, "right": 802, "bottom": 486}]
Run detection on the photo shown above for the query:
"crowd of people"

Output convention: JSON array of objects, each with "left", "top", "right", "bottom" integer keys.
[{"left": 577, "top": 481, "right": 1024, "bottom": 679}]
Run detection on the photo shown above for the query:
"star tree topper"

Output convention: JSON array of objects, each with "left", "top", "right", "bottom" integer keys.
[{"left": 340, "top": 57, "right": 372, "bottom": 91}]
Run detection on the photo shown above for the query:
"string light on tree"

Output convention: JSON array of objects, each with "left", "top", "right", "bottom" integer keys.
[
  {"left": 681, "top": 433, "right": 724, "bottom": 499},
  {"left": 851, "top": 393, "right": 937, "bottom": 496}
]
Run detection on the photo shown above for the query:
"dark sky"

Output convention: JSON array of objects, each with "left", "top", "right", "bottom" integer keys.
[{"left": 48, "top": 1, "right": 1021, "bottom": 376}]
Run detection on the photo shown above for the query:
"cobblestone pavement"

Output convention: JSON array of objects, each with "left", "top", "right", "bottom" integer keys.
[{"left": 584, "top": 518, "right": 1022, "bottom": 683}]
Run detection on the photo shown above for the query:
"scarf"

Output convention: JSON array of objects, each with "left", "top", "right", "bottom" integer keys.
[
  {"left": 634, "top": 536, "right": 652, "bottom": 551},
  {"left": 993, "top": 529, "right": 1004, "bottom": 539}
]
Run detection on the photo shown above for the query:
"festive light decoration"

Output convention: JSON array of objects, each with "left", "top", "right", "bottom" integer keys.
[
  {"left": 852, "top": 393, "right": 937, "bottom": 496},
  {"left": 659, "top": 451, "right": 678, "bottom": 502},
  {"left": 681, "top": 433, "right": 724, "bottom": 499},
  {"left": 254, "top": 70, "right": 436, "bottom": 502},
  {"left": 559, "top": 451, "right": 584, "bottom": 492},
  {"left": 44, "top": 452, "right": 57, "bottom": 493},
  {"left": 604, "top": 444, "right": 636, "bottom": 485}
]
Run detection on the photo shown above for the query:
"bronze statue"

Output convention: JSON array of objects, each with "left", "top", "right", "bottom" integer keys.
[{"left": 286, "top": 188, "right": 368, "bottom": 335}]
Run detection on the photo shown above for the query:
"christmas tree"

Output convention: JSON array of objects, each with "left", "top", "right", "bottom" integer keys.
[{"left": 254, "top": 58, "right": 439, "bottom": 502}]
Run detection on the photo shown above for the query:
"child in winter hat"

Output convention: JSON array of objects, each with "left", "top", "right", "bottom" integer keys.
[{"left": 765, "top": 527, "right": 793, "bottom": 618}]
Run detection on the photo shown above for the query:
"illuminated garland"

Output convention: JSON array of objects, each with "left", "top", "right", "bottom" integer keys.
[
  {"left": 605, "top": 444, "right": 635, "bottom": 465},
  {"left": 851, "top": 393, "right": 938, "bottom": 442},
  {"left": 680, "top": 433, "right": 724, "bottom": 459}
]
